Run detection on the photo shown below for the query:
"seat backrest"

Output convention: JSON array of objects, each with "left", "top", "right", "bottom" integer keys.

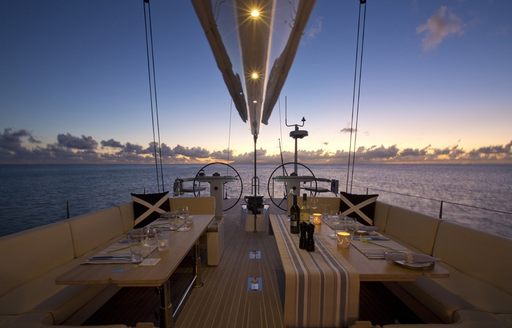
[
  {"left": 169, "top": 196, "right": 215, "bottom": 215},
  {"left": 386, "top": 205, "right": 440, "bottom": 254},
  {"left": 117, "top": 202, "right": 135, "bottom": 232},
  {"left": 374, "top": 201, "right": 390, "bottom": 232},
  {"left": 433, "top": 220, "right": 512, "bottom": 294},
  {"left": 67, "top": 206, "right": 124, "bottom": 257},
  {"left": 0, "top": 221, "right": 74, "bottom": 296}
]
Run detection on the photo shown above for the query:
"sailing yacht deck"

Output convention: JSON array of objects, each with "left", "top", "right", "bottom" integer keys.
[{"left": 85, "top": 200, "right": 422, "bottom": 328}]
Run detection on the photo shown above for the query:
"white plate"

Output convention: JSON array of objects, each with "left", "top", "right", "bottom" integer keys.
[{"left": 394, "top": 259, "right": 435, "bottom": 270}]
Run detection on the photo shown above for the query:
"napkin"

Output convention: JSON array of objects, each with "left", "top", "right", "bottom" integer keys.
[{"left": 384, "top": 252, "right": 437, "bottom": 263}]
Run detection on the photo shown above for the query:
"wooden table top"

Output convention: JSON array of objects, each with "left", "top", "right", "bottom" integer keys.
[
  {"left": 56, "top": 214, "right": 214, "bottom": 287},
  {"left": 270, "top": 214, "right": 449, "bottom": 282}
]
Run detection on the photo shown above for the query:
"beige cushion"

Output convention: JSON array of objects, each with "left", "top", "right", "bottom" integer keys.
[
  {"left": 431, "top": 262, "right": 512, "bottom": 314},
  {"left": 374, "top": 201, "right": 390, "bottom": 232},
  {"left": 0, "top": 222, "right": 74, "bottom": 297},
  {"left": 385, "top": 206, "right": 440, "bottom": 254},
  {"left": 169, "top": 196, "right": 215, "bottom": 215},
  {"left": 383, "top": 309, "right": 507, "bottom": 327},
  {"left": 0, "top": 256, "right": 104, "bottom": 317},
  {"left": 0, "top": 311, "right": 127, "bottom": 328},
  {"left": 117, "top": 202, "right": 134, "bottom": 233},
  {"left": 397, "top": 276, "right": 474, "bottom": 323},
  {"left": 313, "top": 197, "right": 341, "bottom": 214},
  {"left": 67, "top": 207, "right": 124, "bottom": 257},
  {"left": 433, "top": 221, "right": 512, "bottom": 295},
  {"left": 0, "top": 312, "right": 53, "bottom": 328},
  {"left": 495, "top": 313, "right": 512, "bottom": 326}
]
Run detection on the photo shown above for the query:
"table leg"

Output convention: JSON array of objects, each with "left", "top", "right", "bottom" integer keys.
[
  {"left": 193, "top": 239, "right": 204, "bottom": 288},
  {"left": 159, "top": 280, "right": 173, "bottom": 328}
]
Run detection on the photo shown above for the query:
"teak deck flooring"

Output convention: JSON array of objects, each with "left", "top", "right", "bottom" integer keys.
[{"left": 85, "top": 200, "right": 422, "bottom": 327}]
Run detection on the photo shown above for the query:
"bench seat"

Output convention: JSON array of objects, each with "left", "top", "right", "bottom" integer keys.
[
  {"left": 392, "top": 220, "right": 512, "bottom": 324},
  {"left": 0, "top": 209, "right": 127, "bottom": 328}
]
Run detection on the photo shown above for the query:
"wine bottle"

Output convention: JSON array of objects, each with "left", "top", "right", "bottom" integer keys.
[
  {"left": 290, "top": 187, "right": 300, "bottom": 234},
  {"left": 300, "top": 193, "right": 310, "bottom": 223}
]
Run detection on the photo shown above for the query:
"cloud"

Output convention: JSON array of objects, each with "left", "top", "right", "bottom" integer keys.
[
  {"left": 306, "top": 16, "right": 323, "bottom": 40},
  {"left": 0, "top": 129, "right": 510, "bottom": 164},
  {"left": 417, "top": 6, "right": 464, "bottom": 51},
  {"left": 0, "top": 128, "right": 40, "bottom": 154},
  {"left": 101, "top": 139, "right": 123, "bottom": 148},
  {"left": 123, "top": 142, "right": 144, "bottom": 154},
  {"left": 174, "top": 144, "right": 210, "bottom": 159},
  {"left": 467, "top": 142, "right": 512, "bottom": 160},
  {"left": 340, "top": 128, "right": 357, "bottom": 134},
  {"left": 57, "top": 133, "right": 98, "bottom": 150},
  {"left": 357, "top": 145, "right": 400, "bottom": 160},
  {"left": 399, "top": 147, "right": 428, "bottom": 158}
]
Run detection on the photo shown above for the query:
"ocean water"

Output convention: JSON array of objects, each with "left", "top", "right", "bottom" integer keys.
[{"left": 1, "top": 163, "right": 511, "bottom": 239}]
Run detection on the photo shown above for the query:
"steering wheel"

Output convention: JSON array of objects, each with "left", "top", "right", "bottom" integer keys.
[
  {"left": 267, "top": 162, "right": 317, "bottom": 211},
  {"left": 192, "top": 162, "right": 243, "bottom": 212}
]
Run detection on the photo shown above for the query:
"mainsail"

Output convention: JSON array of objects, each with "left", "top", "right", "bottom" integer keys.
[{"left": 192, "top": 0, "right": 316, "bottom": 138}]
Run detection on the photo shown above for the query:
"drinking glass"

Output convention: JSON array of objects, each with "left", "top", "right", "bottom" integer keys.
[
  {"left": 177, "top": 207, "right": 192, "bottom": 231},
  {"left": 310, "top": 197, "right": 318, "bottom": 212},
  {"left": 128, "top": 229, "right": 145, "bottom": 263},
  {"left": 156, "top": 229, "right": 169, "bottom": 251},
  {"left": 345, "top": 217, "right": 357, "bottom": 236},
  {"left": 142, "top": 226, "right": 158, "bottom": 248}
]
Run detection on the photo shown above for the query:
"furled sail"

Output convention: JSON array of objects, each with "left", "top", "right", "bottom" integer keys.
[{"left": 192, "top": 0, "right": 316, "bottom": 137}]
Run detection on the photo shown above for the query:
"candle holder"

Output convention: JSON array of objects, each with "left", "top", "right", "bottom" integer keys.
[
  {"left": 312, "top": 213, "right": 322, "bottom": 225},
  {"left": 336, "top": 231, "right": 351, "bottom": 249}
]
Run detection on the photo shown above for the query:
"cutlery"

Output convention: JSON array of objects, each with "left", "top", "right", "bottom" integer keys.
[
  {"left": 107, "top": 245, "right": 131, "bottom": 253},
  {"left": 89, "top": 255, "right": 132, "bottom": 260}
]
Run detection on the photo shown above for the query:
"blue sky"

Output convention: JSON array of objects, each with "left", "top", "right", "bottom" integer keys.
[{"left": 1, "top": 0, "right": 511, "bottom": 164}]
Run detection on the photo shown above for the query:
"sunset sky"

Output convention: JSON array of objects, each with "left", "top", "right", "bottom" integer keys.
[{"left": 1, "top": 0, "right": 511, "bottom": 164}]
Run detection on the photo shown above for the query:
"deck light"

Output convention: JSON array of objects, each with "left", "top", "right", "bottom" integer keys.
[
  {"left": 250, "top": 71, "right": 260, "bottom": 80},
  {"left": 250, "top": 9, "right": 261, "bottom": 18}
]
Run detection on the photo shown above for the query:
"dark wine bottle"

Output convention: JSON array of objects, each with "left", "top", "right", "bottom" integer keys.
[{"left": 290, "top": 187, "right": 300, "bottom": 234}]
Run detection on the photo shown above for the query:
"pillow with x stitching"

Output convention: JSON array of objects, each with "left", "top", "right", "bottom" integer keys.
[
  {"left": 131, "top": 191, "right": 170, "bottom": 228},
  {"left": 339, "top": 192, "right": 379, "bottom": 226}
]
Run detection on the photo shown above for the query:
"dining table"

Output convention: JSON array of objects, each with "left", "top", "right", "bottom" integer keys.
[
  {"left": 56, "top": 214, "right": 215, "bottom": 328},
  {"left": 269, "top": 213, "right": 449, "bottom": 328}
]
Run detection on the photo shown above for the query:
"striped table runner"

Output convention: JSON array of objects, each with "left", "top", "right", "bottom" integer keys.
[{"left": 271, "top": 214, "right": 360, "bottom": 327}]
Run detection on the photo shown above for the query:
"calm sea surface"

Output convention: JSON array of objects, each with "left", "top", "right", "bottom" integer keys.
[{"left": 1, "top": 163, "right": 511, "bottom": 238}]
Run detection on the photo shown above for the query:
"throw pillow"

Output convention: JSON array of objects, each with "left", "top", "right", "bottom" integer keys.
[
  {"left": 131, "top": 191, "right": 170, "bottom": 228},
  {"left": 339, "top": 192, "right": 378, "bottom": 226}
]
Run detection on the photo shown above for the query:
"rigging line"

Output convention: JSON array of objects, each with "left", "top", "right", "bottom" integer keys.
[
  {"left": 147, "top": 0, "right": 165, "bottom": 192},
  {"left": 349, "top": 0, "right": 367, "bottom": 193},
  {"left": 226, "top": 99, "right": 233, "bottom": 175},
  {"left": 277, "top": 97, "right": 288, "bottom": 177},
  {"left": 346, "top": 1, "right": 364, "bottom": 193},
  {"left": 143, "top": 0, "right": 160, "bottom": 191},
  {"left": 278, "top": 97, "right": 284, "bottom": 151},
  {"left": 224, "top": 99, "right": 233, "bottom": 199}
]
